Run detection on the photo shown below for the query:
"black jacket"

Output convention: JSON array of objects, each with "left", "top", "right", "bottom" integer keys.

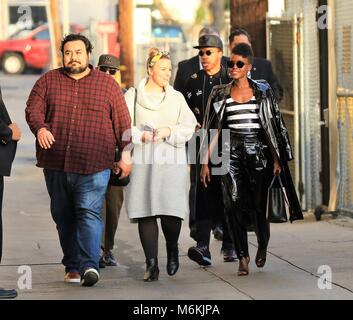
[
  {"left": 174, "top": 55, "right": 229, "bottom": 94},
  {"left": 204, "top": 79, "right": 303, "bottom": 222},
  {"left": 0, "top": 88, "right": 17, "bottom": 177},
  {"left": 251, "top": 57, "right": 283, "bottom": 103}
]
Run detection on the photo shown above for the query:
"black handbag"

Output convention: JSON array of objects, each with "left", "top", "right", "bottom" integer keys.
[
  {"left": 266, "top": 174, "right": 289, "bottom": 223},
  {"left": 108, "top": 88, "right": 137, "bottom": 187}
]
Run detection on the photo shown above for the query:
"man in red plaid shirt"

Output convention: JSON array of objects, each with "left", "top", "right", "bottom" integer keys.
[{"left": 25, "top": 34, "right": 132, "bottom": 287}]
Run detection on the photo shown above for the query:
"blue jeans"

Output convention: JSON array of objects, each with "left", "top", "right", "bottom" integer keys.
[{"left": 44, "top": 169, "right": 110, "bottom": 274}]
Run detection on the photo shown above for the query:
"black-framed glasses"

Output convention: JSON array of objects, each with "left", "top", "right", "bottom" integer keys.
[
  {"left": 99, "top": 66, "right": 118, "bottom": 75},
  {"left": 198, "top": 50, "right": 215, "bottom": 57},
  {"left": 227, "top": 60, "right": 246, "bottom": 69}
]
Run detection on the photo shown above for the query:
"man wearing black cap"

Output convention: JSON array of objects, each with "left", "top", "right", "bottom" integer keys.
[
  {"left": 97, "top": 54, "right": 125, "bottom": 268},
  {"left": 0, "top": 85, "right": 21, "bottom": 299},
  {"left": 183, "top": 35, "right": 236, "bottom": 267},
  {"left": 174, "top": 26, "right": 228, "bottom": 94}
]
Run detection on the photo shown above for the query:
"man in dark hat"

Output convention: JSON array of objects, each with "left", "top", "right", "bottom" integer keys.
[
  {"left": 0, "top": 85, "right": 21, "bottom": 299},
  {"left": 97, "top": 54, "right": 125, "bottom": 91},
  {"left": 174, "top": 27, "right": 228, "bottom": 94},
  {"left": 96, "top": 54, "right": 125, "bottom": 269},
  {"left": 183, "top": 35, "right": 237, "bottom": 267}
]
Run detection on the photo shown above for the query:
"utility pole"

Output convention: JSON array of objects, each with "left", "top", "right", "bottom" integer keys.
[
  {"left": 230, "top": 0, "right": 268, "bottom": 58},
  {"left": 118, "top": 0, "right": 134, "bottom": 88},
  {"left": 48, "top": 0, "right": 62, "bottom": 69},
  {"left": 0, "top": 0, "right": 9, "bottom": 40},
  {"left": 62, "top": 0, "right": 70, "bottom": 36}
]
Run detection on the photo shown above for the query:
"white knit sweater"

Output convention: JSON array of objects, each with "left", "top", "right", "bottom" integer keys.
[{"left": 124, "top": 78, "right": 197, "bottom": 220}]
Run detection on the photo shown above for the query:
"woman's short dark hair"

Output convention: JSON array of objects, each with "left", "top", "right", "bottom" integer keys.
[
  {"left": 60, "top": 34, "right": 93, "bottom": 54},
  {"left": 232, "top": 43, "right": 254, "bottom": 65}
]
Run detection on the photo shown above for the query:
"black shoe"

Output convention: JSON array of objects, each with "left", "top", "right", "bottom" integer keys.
[
  {"left": 102, "top": 250, "right": 118, "bottom": 266},
  {"left": 166, "top": 246, "right": 179, "bottom": 276},
  {"left": 212, "top": 226, "right": 223, "bottom": 241},
  {"left": 187, "top": 246, "right": 212, "bottom": 266},
  {"left": 0, "top": 288, "right": 17, "bottom": 299},
  {"left": 81, "top": 268, "right": 99, "bottom": 287},
  {"left": 144, "top": 258, "right": 159, "bottom": 282},
  {"left": 222, "top": 249, "right": 238, "bottom": 262}
]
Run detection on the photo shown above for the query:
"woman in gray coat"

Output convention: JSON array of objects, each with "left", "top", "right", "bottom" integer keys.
[{"left": 124, "top": 48, "right": 197, "bottom": 281}]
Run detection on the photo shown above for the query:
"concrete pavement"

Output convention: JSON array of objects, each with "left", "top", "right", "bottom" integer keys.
[{"left": 1, "top": 72, "right": 353, "bottom": 301}]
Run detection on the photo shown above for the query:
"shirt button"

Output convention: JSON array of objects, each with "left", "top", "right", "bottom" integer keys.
[
  {"left": 69, "top": 132, "right": 72, "bottom": 136},
  {"left": 72, "top": 119, "right": 75, "bottom": 122},
  {"left": 67, "top": 145, "right": 70, "bottom": 150}
]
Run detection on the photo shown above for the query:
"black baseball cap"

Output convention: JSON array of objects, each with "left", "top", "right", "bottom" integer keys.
[
  {"left": 97, "top": 54, "right": 120, "bottom": 69},
  {"left": 194, "top": 35, "right": 223, "bottom": 51}
]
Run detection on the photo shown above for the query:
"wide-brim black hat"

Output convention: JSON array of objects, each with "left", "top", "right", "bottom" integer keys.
[{"left": 193, "top": 35, "right": 223, "bottom": 51}]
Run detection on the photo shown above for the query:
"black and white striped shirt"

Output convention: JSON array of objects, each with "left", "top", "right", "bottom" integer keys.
[{"left": 224, "top": 95, "right": 261, "bottom": 134}]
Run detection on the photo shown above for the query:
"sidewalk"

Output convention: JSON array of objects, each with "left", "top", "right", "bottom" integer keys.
[{"left": 1, "top": 161, "right": 353, "bottom": 300}]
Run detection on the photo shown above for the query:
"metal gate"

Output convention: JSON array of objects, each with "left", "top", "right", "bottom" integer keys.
[
  {"left": 266, "top": 16, "right": 301, "bottom": 205},
  {"left": 335, "top": 0, "right": 353, "bottom": 214},
  {"left": 267, "top": 1, "right": 323, "bottom": 211}
]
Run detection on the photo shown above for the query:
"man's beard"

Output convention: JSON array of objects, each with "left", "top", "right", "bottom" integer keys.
[{"left": 64, "top": 61, "right": 88, "bottom": 74}]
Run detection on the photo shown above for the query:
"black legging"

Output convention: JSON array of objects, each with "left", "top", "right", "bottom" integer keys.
[{"left": 138, "top": 215, "right": 182, "bottom": 259}]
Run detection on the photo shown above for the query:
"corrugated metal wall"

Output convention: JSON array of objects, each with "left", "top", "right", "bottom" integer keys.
[
  {"left": 301, "top": 1, "right": 322, "bottom": 209},
  {"left": 269, "top": 0, "right": 322, "bottom": 210},
  {"left": 335, "top": 0, "right": 353, "bottom": 214},
  {"left": 267, "top": 19, "right": 297, "bottom": 189}
]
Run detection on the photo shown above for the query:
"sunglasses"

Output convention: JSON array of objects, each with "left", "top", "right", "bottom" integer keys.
[
  {"left": 99, "top": 66, "right": 118, "bottom": 75},
  {"left": 227, "top": 60, "right": 247, "bottom": 69},
  {"left": 198, "top": 50, "right": 216, "bottom": 57}
]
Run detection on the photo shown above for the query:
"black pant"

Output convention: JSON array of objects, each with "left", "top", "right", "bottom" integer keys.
[
  {"left": 222, "top": 133, "right": 272, "bottom": 259},
  {"left": 189, "top": 163, "right": 234, "bottom": 250}
]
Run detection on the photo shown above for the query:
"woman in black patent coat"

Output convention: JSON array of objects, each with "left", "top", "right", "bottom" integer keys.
[{"left": 200, "top": 44, "right": 303, "bottom": 276}]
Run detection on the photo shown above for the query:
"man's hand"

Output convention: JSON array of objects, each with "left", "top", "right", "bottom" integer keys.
[
  {"left": 37, "top": 128, "right": 55, "bottom": 149},
  {"left": 9, "top": 123, "right": 21, "bottom": 141},
  {"left": 153, "top": 127, "right": 171, "bottom": 142},
  {"left": 114, "top": 150, "right": 132, "bottom": 179},
  {"left": 200, "top": 164, "right": 211, "bottom": 188}
]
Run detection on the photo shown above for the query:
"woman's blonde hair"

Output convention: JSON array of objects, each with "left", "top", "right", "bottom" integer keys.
[{"left": 146, "top": 47, "right": 170, "bottom": 73}]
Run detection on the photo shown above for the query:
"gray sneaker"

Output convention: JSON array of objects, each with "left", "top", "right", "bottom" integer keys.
[{"left": 103, "top": 250, "right": 118, "bottom": 266}]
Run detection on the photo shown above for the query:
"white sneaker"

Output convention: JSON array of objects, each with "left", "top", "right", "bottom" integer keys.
[{"left": 81, "top": 268, "right": 99, "bottom": 287}]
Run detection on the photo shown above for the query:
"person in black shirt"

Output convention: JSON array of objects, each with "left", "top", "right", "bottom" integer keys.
[
  {"left": 0, "top": 86, "right": 20, "bottom": 299},
  {"left": 183, "top": 35, "right": 236, "bottom": 266}
]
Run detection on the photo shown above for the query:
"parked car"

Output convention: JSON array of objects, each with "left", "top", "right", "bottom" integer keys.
[
  {"left": 0, "top": 24, "right": 84, "bottom": 74},
  {"left": 0, "top": 24, "right": 50, "bottom": 74}
]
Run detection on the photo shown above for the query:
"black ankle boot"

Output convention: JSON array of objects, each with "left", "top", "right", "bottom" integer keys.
[
  {"left": 144, "top": 257, "right": 159, "bottom": 282},
  {"left": 166, "top": 246, "right": 179, "bottom": 276}
]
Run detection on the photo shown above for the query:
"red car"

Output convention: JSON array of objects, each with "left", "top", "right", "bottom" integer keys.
[{"left": 0, "top": 24, "right": 51, "bottom": 74}]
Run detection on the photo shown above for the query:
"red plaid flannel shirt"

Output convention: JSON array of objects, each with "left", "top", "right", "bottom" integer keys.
[{"left": 26, "top": 67, "right": 131, "bottom": 174}]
